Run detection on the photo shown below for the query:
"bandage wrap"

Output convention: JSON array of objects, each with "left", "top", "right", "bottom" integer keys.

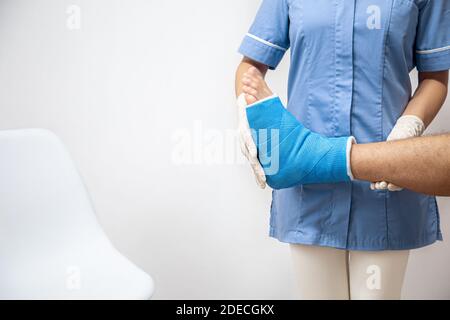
[{"left": 246, "top": 96, "right": 351, "bottom": 189}]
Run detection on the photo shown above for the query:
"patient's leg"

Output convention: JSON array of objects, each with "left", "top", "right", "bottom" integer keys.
[{"left": 245, "top": 96, "right": 353, "bottom": 189}]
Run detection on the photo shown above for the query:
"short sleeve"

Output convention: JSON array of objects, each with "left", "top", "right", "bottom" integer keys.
[
  {"left": 238, "top": 0, "right": 290, "bottom": 70},
  {"left": 415, "top": 0, "right": 450, "bottom": 72}
]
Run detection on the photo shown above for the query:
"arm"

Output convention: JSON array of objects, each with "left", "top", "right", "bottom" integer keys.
[
  {"left": 351, "top": 134, "right": 450, "bottom": 196},
  {"left": 235, "top": 57, "right": 268, "bottom": 101},
  {"left": 402, "top": 71, "right": 448, "bottom": 127}
]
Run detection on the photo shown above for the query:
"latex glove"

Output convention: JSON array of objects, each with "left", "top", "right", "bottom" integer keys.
[
  {"left": 246, "top": 95, "right": 355, "bottom": 189},
  {"left": 237, "top": 93, "right": 266, "bottom": 189},
  {"left": 371, "top": 115, "right": 425, "bottom": 191}
]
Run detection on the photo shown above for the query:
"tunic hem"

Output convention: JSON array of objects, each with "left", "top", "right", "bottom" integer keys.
[{"left": 269, "top": 227, "right": 443, "bottom": 251}]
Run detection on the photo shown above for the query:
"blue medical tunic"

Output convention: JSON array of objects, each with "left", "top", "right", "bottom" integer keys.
[{"left": 239, "top": 0, "right": 450, "bottom": 250}]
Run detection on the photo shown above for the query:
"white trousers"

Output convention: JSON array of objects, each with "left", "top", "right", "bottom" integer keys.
[{"left": 290, "top": 244, "right": 410, "bottom": 300}]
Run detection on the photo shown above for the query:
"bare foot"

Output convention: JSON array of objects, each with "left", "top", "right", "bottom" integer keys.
[{"left": 241, "top": 66, "right": 273, "bottom": 105}]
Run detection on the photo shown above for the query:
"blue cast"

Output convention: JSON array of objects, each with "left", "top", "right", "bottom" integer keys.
[{"left": 246, "top": 96, "right": 352, "bottom": 189}]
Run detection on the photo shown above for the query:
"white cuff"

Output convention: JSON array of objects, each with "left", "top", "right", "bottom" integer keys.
[
  {"left": 346, "top": 136, "right": 357, "bottom": 181},
  {"left": 246, "top": 94, "right": 279, "bottom": 108}
]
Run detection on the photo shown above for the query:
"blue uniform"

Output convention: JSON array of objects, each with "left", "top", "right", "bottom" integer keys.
[{"left": 239, "top": 0, "right": 450, "bottom": 250}]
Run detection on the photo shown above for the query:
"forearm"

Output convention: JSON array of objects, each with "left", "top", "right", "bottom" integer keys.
[
  {"left": 351, "top": 135, "right": 450, "bottom": 196},
  {"left": 402, "top": 71, "right": 448, "bottom": 127},
  {"left": 235, "top": 57, "right": 268, "bottom": 97}
]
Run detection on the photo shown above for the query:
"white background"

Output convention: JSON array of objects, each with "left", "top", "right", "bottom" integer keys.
[{"left": 0, "top": 0, "right": 449, "bottom": 299}]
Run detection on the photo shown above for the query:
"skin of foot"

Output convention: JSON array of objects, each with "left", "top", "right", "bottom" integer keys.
[{"left": 242, "top": 66, "right": 273, "bottom": 105}]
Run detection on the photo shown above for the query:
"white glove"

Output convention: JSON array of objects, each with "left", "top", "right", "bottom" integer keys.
[
  {"left": 237, "top": 93, "right": 266, "bottom": 189},
  {"left": 371, "top": 115, "right": 425, "bottom": 191}
]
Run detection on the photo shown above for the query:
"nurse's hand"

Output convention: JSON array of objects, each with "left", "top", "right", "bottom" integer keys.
[
  {"left": 371, "top": 115, "right": 425, "bottom": 192},
  {"left": 237, "top": 93, "right": 267, "bottom": 189}
]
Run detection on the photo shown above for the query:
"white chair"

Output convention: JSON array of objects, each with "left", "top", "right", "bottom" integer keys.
[{"left": 0, "top": 129, "right": 154, "bottom": 299}]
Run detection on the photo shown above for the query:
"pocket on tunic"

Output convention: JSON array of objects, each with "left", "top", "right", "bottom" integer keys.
[{"left": 297, "top": 183, "right": 334, "bottom": 234}]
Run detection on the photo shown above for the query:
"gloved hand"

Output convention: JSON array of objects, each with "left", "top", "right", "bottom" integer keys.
[
  {"left": 246, "top": 95, "right": 355, "bottom": 190},
  {"left": 371, "top": 115, "right": 425, "bottom": 191},
  {"left": 237, "top": 93, "right": 266, "bottom": 189}
]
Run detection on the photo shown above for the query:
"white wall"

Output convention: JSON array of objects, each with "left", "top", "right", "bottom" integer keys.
[{"left": 0, "top": 0, "right": 448, "bottom": 299}]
